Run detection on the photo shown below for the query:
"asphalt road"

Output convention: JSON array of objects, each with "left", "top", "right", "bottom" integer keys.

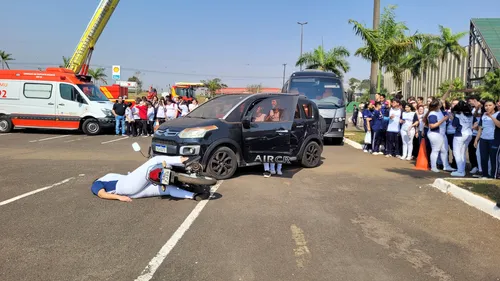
[{"left": 1, "top": 129, "right": 499, "bottom": 281}]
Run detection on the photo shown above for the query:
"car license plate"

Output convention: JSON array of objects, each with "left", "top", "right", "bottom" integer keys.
[
  {"left": 161, "top": 169, "right": 171, "bottom": 185},
  {"left": 155, "top": 144, "right": 167, "bottom": 153}
]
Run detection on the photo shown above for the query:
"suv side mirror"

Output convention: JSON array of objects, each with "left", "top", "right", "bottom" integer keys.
[{"left": 242, "top": 117, "right": 251, "bottom": 129}]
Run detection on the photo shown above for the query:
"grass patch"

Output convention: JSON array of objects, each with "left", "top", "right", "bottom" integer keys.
[
  {"left": 447, "top": 179, "right": 500, "bottom": 203},
  {"left": 344, "top": 130, "right": 366, "bottom": 144}
]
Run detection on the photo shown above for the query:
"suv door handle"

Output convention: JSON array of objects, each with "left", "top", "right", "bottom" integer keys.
[
  {"left": 59, "top": 103, "right": 65, "bottom": 106},
  {"left": 296, "top": 125, "right": 304, "bottom": 128},
  {"left": 48, "top": 102, "right": 54, "bottom": 105},
  {"left": 276, "top": 129, "right": 288, "bottom": 133}
]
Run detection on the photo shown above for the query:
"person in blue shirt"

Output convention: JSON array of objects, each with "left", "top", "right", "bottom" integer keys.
[
  {"left": 424, "top": 99, "right": 454, "bottom": 172},
  {"left": 450, "top": 100, "right": 474, "bottom": 177},
  {"left": 362, "top": 103, "right": 374, "bottom": 153},
  {"left": 371, "top": 102, "right": 385, "bottom": 155},
  {"left": 474, "top": 100, "right": 500, "bottom": 178},
  {"left": 90, "top": 156, "right": 211, "bottom": 202}
]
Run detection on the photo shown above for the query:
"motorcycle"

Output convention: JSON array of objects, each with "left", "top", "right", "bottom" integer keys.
[{"left": 132, "top": 142, "right": 217, "bottom": 192}]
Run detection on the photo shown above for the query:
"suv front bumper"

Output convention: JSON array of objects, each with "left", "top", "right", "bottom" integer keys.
[{"left": 151, "top": 137, "right": 207, "bottom": 157}]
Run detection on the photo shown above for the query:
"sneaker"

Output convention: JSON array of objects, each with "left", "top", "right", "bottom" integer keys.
[
  {"left": 385, "top": 154, "right": 392, "bottom": 158},
  {"left": 263, "top": 171, "right": 271, "bottom": 178},
  {"left": 270, "top": 170, "right": 276, "bottom": 175},
  {"left": 431, "top": 168, "right": 440, "bottom": 173},
  {"left": 443, "top": 167, "right": 457, "bottom": 172},
  {"left": 277, "top": 170, "right": 283, "bottom": 176},
  {"left": 363, "top": 150, "right": 369, "bottom": 153},
  {"left": 470, "top": 167, "right": 478, "bottom": 174},
  {"left": 122, "top": 134, "right": 127, "bottom": 137},
  {"left": 450, "top": 171, "right": 465, "bottom": 177},
  {"left": 405, "top": 157, "right": 413, "bottom": 161}
]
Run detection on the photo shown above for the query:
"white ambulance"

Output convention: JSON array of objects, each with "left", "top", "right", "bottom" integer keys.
[{"left": 0, "top": 67, "right": 115, "bottom": 135}]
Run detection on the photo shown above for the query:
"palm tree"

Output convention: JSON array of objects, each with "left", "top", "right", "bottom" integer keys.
[
  {"left": 0, "top": 50, "right": 14, "bottom": 70},
  {"left": 87, "top": 67, "right": 108, "bottom": 85},
  {"left": 434, "top": 25, "right": 467, "bottom": 62},
  {"left": 295, "top": 45, "right": 350, "bottom": 77},
  {"left": 59, "top": 56, "right": 70, "bottom": 68},
  {"left": 348, "top": 5, "right": 423, "bottom": 93},
  {"left": 404, "top": 37, "right": 440, "bottom": 93}
]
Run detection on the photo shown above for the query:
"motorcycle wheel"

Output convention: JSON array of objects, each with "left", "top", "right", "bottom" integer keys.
[{"left": 176, "top": 173, "right": 218, "bottom": 186}]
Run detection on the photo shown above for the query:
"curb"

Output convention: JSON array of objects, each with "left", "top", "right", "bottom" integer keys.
[
  {"left": 343, "top": 138, "right": 363, "bottom": 150},
  {"left": 431, "top": 178, "right": 500, "bottom": 221}
]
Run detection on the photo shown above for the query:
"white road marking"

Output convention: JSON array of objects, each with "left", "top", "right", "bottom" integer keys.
[
  {"left": 135, "top": 181, "right": 223, "bottom": 281},
  {"left": 101, "top": 136, "right": 129, "bottom": 144},
  {"left": 0, "top": 133, "right": 12, "bottom": 136},
  {"left": 64, "top": 137, "right": 87, "bottom": 143},
  {"left": 0, "top": 177, "right": 76, "bottom": 206},
  {"left": 29, "top": 135, "right": 70, "bottom": 143}
]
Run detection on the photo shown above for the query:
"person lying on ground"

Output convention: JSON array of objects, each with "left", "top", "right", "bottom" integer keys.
[{"left": 91, "top": 155, "right": 211, "bottom": 202}]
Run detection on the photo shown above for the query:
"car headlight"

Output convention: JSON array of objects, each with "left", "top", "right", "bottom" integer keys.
[
  {"left": 102, "top": 109, "right": 113, "bottom": 117},
  {"left": 178, "top": 125, "right": 218, "bottom": 138}
]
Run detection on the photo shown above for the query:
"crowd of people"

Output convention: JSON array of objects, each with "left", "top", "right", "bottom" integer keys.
[
  {"left": 112, "top": 89, "right": 199, "bottom": 137},
  {"left": 356, "top": 90, "right": 500, "bottom": 179}
]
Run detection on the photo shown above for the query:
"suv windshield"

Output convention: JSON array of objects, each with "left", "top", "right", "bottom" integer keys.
[
  {"left": 289, "top": 77, "right": 345, "bottom": 109},
  {"left": 77, "top": 84, "right": 110, "bottom": 102},
  {"left": 187, "top": 95, "right": 247, "bottom": 119}
]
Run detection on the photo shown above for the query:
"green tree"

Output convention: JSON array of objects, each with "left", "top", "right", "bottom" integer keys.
[
  {"left": 437, "top": 78, "right": 466, "bottom": 101},
  {"left": 433, "top": 25, "right": 467, "bottom": 63},
  {"left": 295, "top": 45, "right": 350, "bottom": 77},
  {"left": 127, "top": 75, "right": 143, "bottom": 92},
  {"left": 404, "top": 36, "right": 440, "bottom": 93},
  {"left": 201, "top": 78, "right": 227, "bottom": 98},
  {"left": 87, "top": 67, "right": 108, "bottom": 85},
  {"left": 0, "top": 50, "right": 14, "bottom": 70},
  {"left": 347, "top": 78, "right": 360, "bottom": 102},
  {"left": 348, "top": 5, "right": 423, "bottom": 94},
  {"left": 481, "top": 68, "right": 500, "bottom": 100}
]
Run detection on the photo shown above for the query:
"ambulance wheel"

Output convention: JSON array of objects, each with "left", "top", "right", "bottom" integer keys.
[
  {"left": 82, "top": 118, "right": 101, "bottom": 135},
  {"left": 0, "top": 116, "right": 13, "bottom": 133}
]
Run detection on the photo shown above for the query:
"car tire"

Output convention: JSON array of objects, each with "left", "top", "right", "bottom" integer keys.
[
  {"left": 0, "top": 116, "right": 13, "bottom": 133},
  {"left": 206, "top": 146, "right": 238, "bottom": 180},
  {"left": 82, "top": 118, "right": 101, "bottom": 135},
  {"left": 300, "top": 141, "right": 322, "bottom": 168}
]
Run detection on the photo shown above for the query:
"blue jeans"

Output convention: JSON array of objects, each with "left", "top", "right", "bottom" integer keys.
[{"left": 115, "top": 115, "right": 125, "bottom": 135}]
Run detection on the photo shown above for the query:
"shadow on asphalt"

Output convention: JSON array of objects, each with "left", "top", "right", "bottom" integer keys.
[
  {"left": 160, "top": 192, "right": 223, "bottom": 201},
  {"left": 12, "top": 128, "right": 116, "bottom": 135},
  {"left": 384, "top": 167, "right": 440, "bottom": 180}
]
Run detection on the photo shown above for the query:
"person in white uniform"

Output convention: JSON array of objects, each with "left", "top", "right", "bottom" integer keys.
[
  {"left": 90, "top": 156, "right": 210, "bottom": 202},
  {"left": 399, "top": 103, "right": 419, "bottom": 160},
  {"left": 424, "top": 99, "right": 455, "bottom": 173},
  {"left": 450, "top": 101, "right": 474, "bottom": 177}
]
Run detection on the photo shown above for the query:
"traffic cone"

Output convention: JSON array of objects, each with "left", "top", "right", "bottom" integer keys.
[{"left": 415, "top": 139, "right": 430, "bottom": 171}]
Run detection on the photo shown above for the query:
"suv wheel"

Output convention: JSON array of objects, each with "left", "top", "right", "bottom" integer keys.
[
  {"left": 206, "top": 146, "right": 238, "bottom": 180},
  {"left": 301, "top": 141, "right": 322, "bottom": 168}
]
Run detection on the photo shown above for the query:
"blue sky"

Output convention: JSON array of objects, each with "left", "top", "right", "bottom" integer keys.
[{"left": 2, "top": 0, "right": 499, "bottom": 91}]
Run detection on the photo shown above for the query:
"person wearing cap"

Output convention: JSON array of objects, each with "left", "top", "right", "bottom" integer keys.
[{"left": 90, "top": 156, "right": 210, "bottom": 202}]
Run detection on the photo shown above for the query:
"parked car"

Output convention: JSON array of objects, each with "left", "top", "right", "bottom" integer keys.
[{"left": 151, "top": 93, "right": 324, "bottom": 180}]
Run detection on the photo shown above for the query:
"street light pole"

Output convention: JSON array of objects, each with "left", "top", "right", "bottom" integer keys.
[
  {"left": 297, "top": 21, "right": 308, "bottom": 71},
  {"left": 282, "top": 63, "right": 287, "bottom": 87}
]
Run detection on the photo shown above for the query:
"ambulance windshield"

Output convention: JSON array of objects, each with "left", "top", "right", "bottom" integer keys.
[{"left": 77, "top": 84, "right": 109, "bottom": 102}]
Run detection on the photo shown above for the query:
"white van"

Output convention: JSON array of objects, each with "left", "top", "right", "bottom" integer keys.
[{"left": 0, "top": 68, "right": 116, "bottom": 135}]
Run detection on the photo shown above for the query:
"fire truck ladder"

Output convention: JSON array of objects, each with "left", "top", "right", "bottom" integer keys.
[{"left": 66, "top": 0, "right": 120, "bottom": 76}]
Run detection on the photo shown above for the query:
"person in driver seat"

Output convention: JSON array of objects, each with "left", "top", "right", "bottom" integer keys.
[{"left": 90, "top": 156, "right": 210, "bottom": 202}]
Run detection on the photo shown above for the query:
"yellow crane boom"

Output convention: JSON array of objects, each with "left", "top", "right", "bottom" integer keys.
[{"left": 66, "top": 0, "right": 120, "bottom": 75}]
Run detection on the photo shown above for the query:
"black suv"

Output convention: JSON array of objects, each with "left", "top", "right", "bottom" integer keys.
[{"left": 151, "top": 93, "right": 324, "bottom": 180}]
